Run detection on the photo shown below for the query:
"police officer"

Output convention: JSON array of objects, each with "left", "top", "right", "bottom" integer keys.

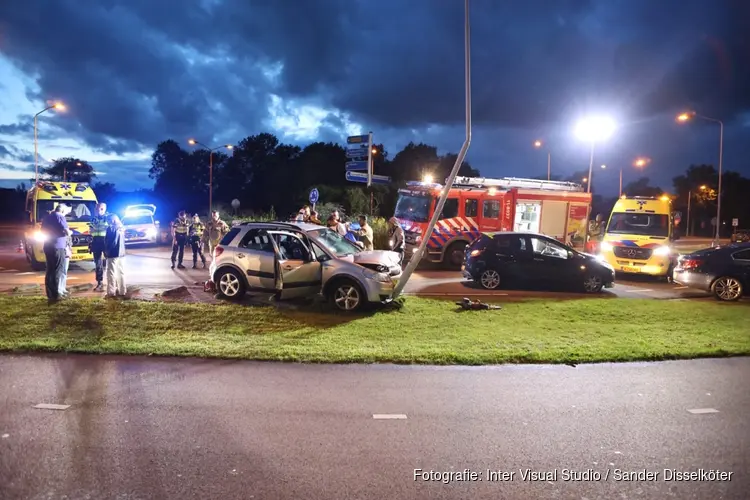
[
  {"left": 189, "top": 214, "right": 207, "bottom": 269},
  {"left": 170, "top": 210, "right": 190, "bottom": 269},
  {"left": 204, "top": 210, "right": 229, "bottom": 259},
  {"left": 88, "top": 202, "right": 109, "bottom": 291}
]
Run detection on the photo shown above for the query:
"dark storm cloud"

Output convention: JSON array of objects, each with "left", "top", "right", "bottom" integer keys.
[
  {"left": 0, "top": 144, "right": 34, "bottom": 163},
  {"left": 0, "top": 0, "right": 746, "bottom": 157},
  {"left": 0, "top": 161, "right": 34, "bottom": 172}
]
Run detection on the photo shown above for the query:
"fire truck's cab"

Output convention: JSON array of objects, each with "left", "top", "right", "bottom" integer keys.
[{"left": 394, "top": 176, "right": 592, "bottom": 269}]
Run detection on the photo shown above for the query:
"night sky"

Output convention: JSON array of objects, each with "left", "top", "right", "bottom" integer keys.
[{"left": 0, "top": 0, "right": 747, "bottom": 194}]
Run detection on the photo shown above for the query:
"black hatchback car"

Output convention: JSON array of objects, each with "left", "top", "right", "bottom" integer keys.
[
  {"left": 462, "top": 232, "right": 615, "bottom": 293},
  {"left": 672, "top": 242, "right": 750, "bottom": 301}
]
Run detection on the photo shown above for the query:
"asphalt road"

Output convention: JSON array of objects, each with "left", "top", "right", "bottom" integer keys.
[
  {"left": 1, "top": 354, "right": 747, "bottom": 499},
  {"left": 0, "top": 242, "right": 715, "bottom": 301}
]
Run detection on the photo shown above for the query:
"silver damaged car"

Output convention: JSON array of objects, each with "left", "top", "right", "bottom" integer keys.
[{"left": 208, "top": 222, "right": 402, "bottom": 311}]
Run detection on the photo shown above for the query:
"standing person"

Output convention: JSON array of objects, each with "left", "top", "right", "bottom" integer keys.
[
  {"left": 329, "top": 210, "right": 347, "bottom": 236},
  {"left": 189, "top": 214, "right": 207, "bottom": 269},
  {"left": 355, "top": 215, "right": 374, "bottom": 251},
  {"left": 295, "top": 206, "right": 311, "bottom": 222},
  {"left": 170, "top": 210, "right": 190, "bottom": 269},
  {"left": 41, "top": 203, "right": 71, "bottom": 303},
  {"left": 58, "top": 231, "right": 73, "bottom": 297},
  {"left": 204, "top": 210, "right": 229, "bottom": 259},
  {"left": 388, "top": 217, "right": 405, "bottom": 264},
  {"left": 308, "top": 210, "right": 322, "bottom": 225},
  {"left": 88, "top": 202, "right": 109, "bottom": 291},
  {"left": 104, "top": 214, "right": 127, "bottom": 298}
]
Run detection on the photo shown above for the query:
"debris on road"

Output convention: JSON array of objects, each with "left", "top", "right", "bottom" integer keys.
[
  {"left": 455, "top": 297, "right": 502, "bottom": 311},
  {"left": 68, "top": 283, "right": 94, "bottom": 293},
  {"left": 11, "top": 283, "right": 41, "bottom": 294}
]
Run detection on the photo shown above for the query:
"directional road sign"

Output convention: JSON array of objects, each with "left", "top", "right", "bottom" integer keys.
[
  {"left": 347, "top": 134, "right": 369, "bottom": 144},
  {"left": 346, "top": 147, "right": 369, "bottom": 159},
  {"left": 346, "top": 161, "right": 368, "bottom": 171},
  {"left": 346, "top": 171, "right": 390, "bottom": 185}
]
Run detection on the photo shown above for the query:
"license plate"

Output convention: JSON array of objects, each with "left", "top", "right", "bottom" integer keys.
[
  {"left": 620, "top": 266, "right": 639, "bottom": 273},
  {"left": 71, "top": 255, "right": 88, "bottom": 261}
]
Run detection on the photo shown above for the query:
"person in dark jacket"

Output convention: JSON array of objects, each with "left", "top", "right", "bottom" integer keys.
[
  {"left": 104, "top": 214, "right": 127, "bottom": 298},
  {"left": 41, "top": 203, "right": 72, "bottom": 303}
]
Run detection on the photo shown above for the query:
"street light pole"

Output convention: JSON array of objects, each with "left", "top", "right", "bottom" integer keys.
[
  {"left": 547, "top": 152, "right": 551, "bottom": 181},
  {"left": 392, "top": 0, "right": 472, "bottom": 300},
  {"left": 188, "top": 139, "right": 233, "bottom": 216},
  {"left": 676, "top": 112, "right": 724, "bottom": 246},
  {"left": 33, "top": 103, "right": 65, "bottom": 183},
  {"left": 586, "top": 142, "right": 594, "bottom": 194}
]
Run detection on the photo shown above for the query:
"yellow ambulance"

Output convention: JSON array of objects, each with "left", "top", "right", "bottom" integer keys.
[
  {"left": 23, "top": 181, "right": 99, "bottom": 270},
  {"left": 598, "top": 195, "right": 679, "bottom": 278}
]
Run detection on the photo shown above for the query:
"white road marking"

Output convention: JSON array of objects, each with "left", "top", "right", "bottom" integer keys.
[
  {"left": 33, "top": 403, "right": 71, "bottom": 411},
  {"left": 409, "top": 292, "right": 508, "bottom": 296},
  {"left": 687, "top": 408, "right": 719, "bottom": 414},
  {"left": 67, "top": 277, "right": 79, "bottom": 280},
  {"left": 2, "top": 269, "right": 19, "bottom": 273},
  {"left": 372, "top": 414, "right": 407, "bottom": 420}
]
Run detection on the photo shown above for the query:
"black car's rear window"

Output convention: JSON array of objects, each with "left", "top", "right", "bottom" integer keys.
[
  {"left": 467, "top": 235, "right": 495, "bottom": 253},
  {"left": 221, "top": 227, "right": 241, "bottom": 246}
]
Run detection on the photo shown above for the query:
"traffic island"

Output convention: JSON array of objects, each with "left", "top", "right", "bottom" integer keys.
[{"left": 0, "top": 296, "right": 748, "bottom": 365}]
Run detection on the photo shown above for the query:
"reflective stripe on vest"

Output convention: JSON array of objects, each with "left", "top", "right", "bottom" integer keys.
[
  {"left": 90, "top": 214, "right": 109, "bottom": 237},
  {"left": 173, "top": 219, "right": 189, "bottom": 234}
]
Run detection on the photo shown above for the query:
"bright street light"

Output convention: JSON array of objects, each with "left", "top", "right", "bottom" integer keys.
[
  {"left": 676, "top": 110, "right": 724, "bottom": 245},
  {"left": 423, "top": 174, "right": 434, "bottom": 184},
  {"left": 574, "top": 116, "right": 617, "bottom": 143},
  {"left": 188, "top": 139, "right": 234, "bottom": 214},
  {"left": 34, "top": 101, "right": 66, "bottom": 182},
  {"left": 533, "top": 140, "right": 542, "bottom": 148}
]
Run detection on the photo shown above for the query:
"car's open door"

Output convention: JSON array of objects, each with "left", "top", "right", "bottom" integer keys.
[{"left": 269, "top": 231, "right": 322, "bottom": 299}]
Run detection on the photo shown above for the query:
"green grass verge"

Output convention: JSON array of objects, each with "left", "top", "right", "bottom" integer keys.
[{"left": 0, "top": 296, "right": 748, "bottom": 365}]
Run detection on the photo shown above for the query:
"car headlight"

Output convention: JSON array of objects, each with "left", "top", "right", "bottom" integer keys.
[
  {"left": 33, "top": 231, "right": 47, "bottom": 243},
  {"left": 146, "top": 227, "right": 157, "bottom": 238},
  {"left": 600, "top": 242, "right": 613, "bottom": 252},
  {"left": 653, "top": 245, "right": 671, "bottom": 256},
  {"left": 362, "top": 268, "right": 390, "bottom": 283}
]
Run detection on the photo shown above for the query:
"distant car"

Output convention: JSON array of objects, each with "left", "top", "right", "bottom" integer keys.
[
  {"left": 672, "top": 242, "right": 750, "bottom": 301},
  {"left": 731, "top": 230, "right": 749, "bottom": 243},
  {"left": 121, "top": 204, "right": 159, "bottom": 245},
  {"left": 208, "top": 221, "right": 402, "bottom": 311},
  {"left": 462, "top": 232, "right": 615, "bottom": 293}
]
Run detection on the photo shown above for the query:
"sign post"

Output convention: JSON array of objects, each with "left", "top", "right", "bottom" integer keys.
[
  {"left": 345, "top": 133, "right": 390, "bottom": 186},
  {"left": 309, "top": 188, "right": 319, "bottom": 211}
]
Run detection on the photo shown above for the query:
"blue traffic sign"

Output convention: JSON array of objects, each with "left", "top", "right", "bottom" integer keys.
[
  {"left": 346, "top": 161, "right": 368, "bottom": 171},
  {"left": 346, "top": 171, "right": 391, "bottom": 185},
  {"left": 309, "top": 188, "right": 319, "bottom": 204},
  {"left": 347, "top": 134, "right": 369, "bottom": 144}
]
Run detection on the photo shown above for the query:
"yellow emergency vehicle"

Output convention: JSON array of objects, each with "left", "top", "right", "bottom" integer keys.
[
  {"left": 23, "top": 181, "right": 99, "bottom": 270},
  {"left": 598, "top": 195, "right": 679, "bottom": 278}
]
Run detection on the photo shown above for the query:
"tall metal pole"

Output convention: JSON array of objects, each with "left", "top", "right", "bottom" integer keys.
[
  {"left": 392, "top": 0, "right": 472, "bottom": 299},
  {"left": 209, "top": 150, "right": 214, "bottom": 216},
  {"left": 686, "top": 190, "right": 691, "bottom": 238},
  {"left": 714, "top": 120, "right": 724, "bottom": 246},
  {"left": 367, "top": 131, "right": 373, "bottom": 188},
  {"left": 582, "top": 141, "right": 595, "bottom": 248},
  {"left": 619, "top": 168, "right": 622, "bottom": 197},
  {"left": 34, "top": 114, "right": 39, "bottom": 183},
  {"left": 547, "top": 152, "right": 551, "bottom": 181},
  {"left": 586, "top": 142, "right": 594, "bottom": 194}
]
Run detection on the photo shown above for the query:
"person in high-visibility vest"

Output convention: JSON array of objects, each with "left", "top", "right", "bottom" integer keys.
[
  {"left": 170, "top": 211, "right": 190, "bottom": 269},
  {"left": 188, "top": 214, "right": 207, "bottom": 269},
  {"left": 88, "top": 202, "right": 110, "bottom": 291},
  {"left": 203, "top": 210, "right": 229, "bottom": 259}
]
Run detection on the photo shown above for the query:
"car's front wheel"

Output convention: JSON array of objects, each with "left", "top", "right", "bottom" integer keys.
[
  {"left": 582, "top": 273, "right": 604, "bottom": 293},
  {"left": 216, "top": 268, "right": 246, "bottom": 300},
  {"left": 711, "top": 276, "right": 743, "bottom": 301},
  {"left": 479, "top": 269, "right": 501, "bottom": 290},
  {"left": 329, "top": 279, "right": 365, "bottom": 312}
]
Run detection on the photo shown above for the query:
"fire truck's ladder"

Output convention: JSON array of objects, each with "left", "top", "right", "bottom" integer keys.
[{"left": 451, "top": 176, "right": 585, "bottom": 192}]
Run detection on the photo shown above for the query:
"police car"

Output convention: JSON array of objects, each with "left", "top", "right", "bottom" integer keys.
[{"left": 121, "top": 204, "right": 160, "bottom": 245}]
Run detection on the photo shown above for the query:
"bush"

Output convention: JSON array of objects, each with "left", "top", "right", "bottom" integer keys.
[{"left": 370, "top": 217, "right": 390, "bottom": 250}]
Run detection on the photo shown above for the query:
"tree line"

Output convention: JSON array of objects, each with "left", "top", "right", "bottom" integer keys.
[{"left": 6, "top": 134, "right": 749, "bottom": 236}]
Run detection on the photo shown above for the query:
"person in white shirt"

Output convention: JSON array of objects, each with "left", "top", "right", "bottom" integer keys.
[{"left": 355, "top": 215, "right": 374, "bottom": 251}]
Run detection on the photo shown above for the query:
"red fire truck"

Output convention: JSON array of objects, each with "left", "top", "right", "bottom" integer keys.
[{"left": 393, "top": 176, "right": 592, "bottom": 268}]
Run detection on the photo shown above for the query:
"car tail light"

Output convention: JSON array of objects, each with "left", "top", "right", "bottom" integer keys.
[
  {"left": 678, "top": 258, "right": 702, "bottom": 270},
  {"left": 469, "top": 248, "right": 484, "bottom": 257},
  {"left": 214, "top": 246, "right": 224, "bottom": 258}
]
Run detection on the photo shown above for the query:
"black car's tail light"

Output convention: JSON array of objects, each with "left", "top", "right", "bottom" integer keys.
[{"left": 678, "top": 258, "right": 702, "bottom": 270}]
